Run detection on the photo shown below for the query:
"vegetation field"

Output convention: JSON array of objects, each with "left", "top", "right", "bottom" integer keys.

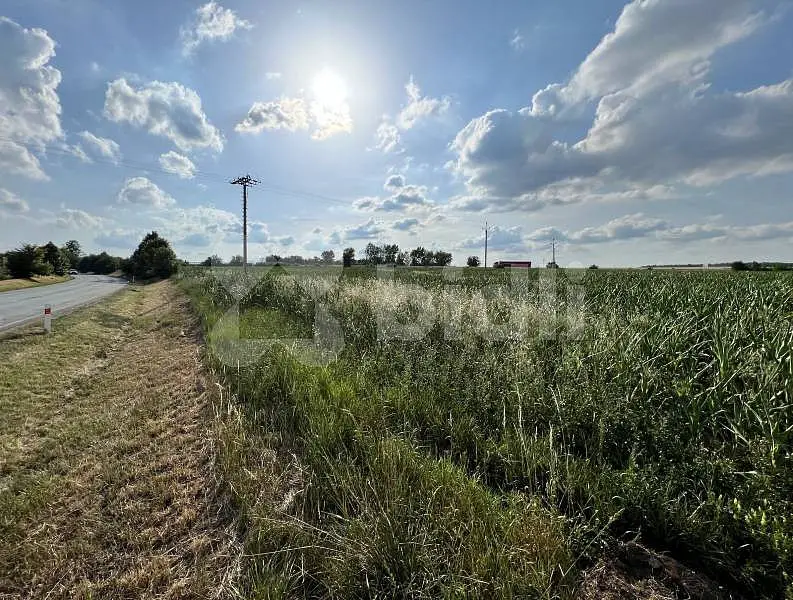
[{"left": 180, "top": 265, "right": 793, "bottom": 599}]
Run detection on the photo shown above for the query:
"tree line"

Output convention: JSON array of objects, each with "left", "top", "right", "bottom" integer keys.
[
  {"left": 199, "top": 244, "right": 457, "bottom": 268},
  {"left": 346, "top": 243, "right": 453, "bottom": 267},
  {"left": 1, "top": 232, "right": 180, "bottom": 281}
]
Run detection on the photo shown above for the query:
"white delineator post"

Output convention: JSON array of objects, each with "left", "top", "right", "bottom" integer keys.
[{"left": 43, "top": 304, "right": 52, "bottom": 333}]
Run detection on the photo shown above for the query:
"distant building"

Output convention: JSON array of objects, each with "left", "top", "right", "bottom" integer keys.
[{"left": 493, "top": 260, "right": 532, "bottom": 268}]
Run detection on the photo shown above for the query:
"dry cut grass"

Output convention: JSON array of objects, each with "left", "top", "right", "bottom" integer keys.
[
  {"left": 0, "top": 281, "right": 240, "bottom": 599},
  {"left": 0, "top": 275, "right": 71, "bottom": 292}
]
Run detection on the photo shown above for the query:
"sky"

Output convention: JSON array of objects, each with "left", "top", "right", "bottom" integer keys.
[{"left": 1, "top": 0, "right": 792, "bottom": 267}]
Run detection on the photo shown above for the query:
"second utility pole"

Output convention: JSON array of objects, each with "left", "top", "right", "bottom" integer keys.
[
  {"left": 230, "top": 174, "right": 259, "bottom": 272},
  {"left": 483, "top": 221, "right": 491, "bottom": 267}
]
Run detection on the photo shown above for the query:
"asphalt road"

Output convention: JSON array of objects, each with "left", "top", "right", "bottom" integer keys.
[{"left": 0, "top": 274, "right": 129, "bottom": 332}]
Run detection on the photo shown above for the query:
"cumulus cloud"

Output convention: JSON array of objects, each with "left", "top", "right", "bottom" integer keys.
[
  {"left": 353, "top": 184, "right": 432, "bottom": 212},
  {"left": 104, "top": 78, "right": 223, "bottom": 152},
  {"left": 460, "top": 225, "right": 525, "bottom": 251},
  {"left": 568, "top": 213, "right": 668, "bottom": 243},
  {"left": 235, "top": 96, "right": 352, "bottom": 139},
  {"left": 384, "top": 174, "right": 405, "bottom": 190},
  {"left": 159, "top": 151, "right": 196, "bottom": 179},
  {"left": 180, "top": 1, "right": 252, "bottom": 56},
  {"left": 77, "top": 131, "right": 121, "bottom": 163},
  {"left": 374, "top": 120, "right": 401, "bottom": 153},
  {"left": 527, "top": 214, "right": 793, "bottom": 248},
  {"left": 397, "top": 76, "right": 451, "bottom": 129},
  {"left": 450, "top": 0, "right": 793, "bottom": 212},
  {"left": 117, "top": 177, "right": 176, "bottom": 208},
  {"left": 373, "top": 77, "right": 450, "bottom": 153},
  {"left": 328, "top": 218, "right": 384, "bottom": 243},
  {"left": 391, "top": 218, "right": 420, "bottom": 232},
  {"left": 0, "top": 17, "right": 63, "bottom": 180},
  {"left": 55, "top": 208, "right": 107, "bottom": 229},
  {"left": 0, "top": 189, "right": 30, "bottom": 213},
  {"left": 309, "top": 100, "right": 353, "bottom": 140},
  {"left": 235, "top": 98, "right": 309, "bottom": 133}
]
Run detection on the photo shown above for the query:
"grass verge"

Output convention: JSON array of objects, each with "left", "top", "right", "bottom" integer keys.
[
  {"left": 0, "top": 275, "right": 71, "bottom": 292},
  {"left": 0, "top": 280, "right": 239, "bottom": 599}
]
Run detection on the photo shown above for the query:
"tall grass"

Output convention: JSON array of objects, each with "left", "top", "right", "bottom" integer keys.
[{"left": 181, "top": 266, "right": 793, "bottom": 598}]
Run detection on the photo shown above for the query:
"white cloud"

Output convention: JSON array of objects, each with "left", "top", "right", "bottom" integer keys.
[
  {"left": 384, "top": 174, "right": 405, "bottom": 190},
  {"left": 353, "top": 185, "right": 432, "bottom": 212},
  {"left": 373, "top": 77, "right": 450, "bottom": 152},
  {"left": 450, "top": 0, "right": 793, "bottom": 212},
  {"left": 159, "top": 151, "right": 196, "bottom": 179},
  {"left": 68, "top": 144, "right": 92, "bottom": 163},
  {"left": 104, "top": 78, "right": 223, "bottom": 152},
  {"left": 78, "top": 131, "right": 121, "bottom": 163},
  {"left": 0, "top": 189, "right": 30, "bottom": 213},
  {"left": 0, "top": 17, "right": 63, "bottom": 180},
  {"left": 235, "top": 98, "right": 309, "bottom": 133},
  {"left": 568, "top": 213, "right": 668, "bottom": 243},
  {"left": 329, "top": 218, "right": 384, "bottom": 243},
  {"left": 397, "top": 76, "right": 451, "bottom": 129},
  {"left": 391, "top": 218, "right": 420, "bottom": 232},
  {"left": 117, "top": 177, "right": 176, "bottom": 208},
  {"left": 310, "top": 100, "right": 353, "bottom": 140},
  {"left": 374, "top": 120, "right": 401, "bottom": 153},
  {"left": 460, "top": 225, "right": 525, "bottom": 251},
  {"left": 180, "top": 1, "right": 252, "bottom": 56},
  {"left": 236, "top": 95, "right": 352, "bottom": 140},
  {"left": 55, "top": 209, "right": 107, "bottom": 230},
  {"left": 510, "top": 30, "right": 525, "bottom": 51},
  {"left": 265, "top": 72, "right": 282, "bottom": 80}
]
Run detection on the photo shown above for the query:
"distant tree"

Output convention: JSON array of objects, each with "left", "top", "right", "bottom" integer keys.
[
  {"left": 61, "top": 240, "right": 82, "bottom": 269},
  {"left": 433, "top": 251, "right": 453, "bottom": 267},
  {"left": 383, "top": 243, "right": 400, "bottom": 264},
  {"left": 395, "top": 251, "right": 409, "bottom": 266},
  {"left": 201, "top": 255, "right": 224, "bottom": 267},
  {"left": 342, "top": 247, "right": 355, "bottom": 267},
  {"left": 126, "top": 232, "right": 178, "bottom": 279},
  {"left": 42, "top": 241, "right": 67, "bottom": 275},
  {"left": 228, "top": 255, "right": 244, "bottom": 266},
  {"left": 321, "top": 249, "right": 335, "bottom": 264},
  {"left": 410, "top": 247, "right": 427, "bottom": 266},
  {"left": 467, "top": 256, "right": 480, "bottom": 267},
  {"left": 0, "top": 254, "right": 8, "bottom": 280},
  {"left": 589, "top": 264, "right": 599, "bottom": 270},
  {"left": 731, "top": 261, "right": 747, "bottom": 271},
  {"left": 7, "top": 244, "right": 49, "bottom": 278},
  {"left": 364, "top": 242, "right": 384, "bottom": 265}
]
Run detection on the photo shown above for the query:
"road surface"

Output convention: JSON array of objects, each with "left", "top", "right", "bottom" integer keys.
[{"left": 0, "top": 274, "right": 128, "bottom": 332}]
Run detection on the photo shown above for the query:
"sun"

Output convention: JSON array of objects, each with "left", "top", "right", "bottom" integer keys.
[{"left": 311, "top": 68, "right": 348, "bottom": 109}]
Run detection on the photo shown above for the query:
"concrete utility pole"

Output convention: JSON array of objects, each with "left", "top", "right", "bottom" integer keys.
[
  {"left": 230, "top": 175, "right": 259, "bottom": 272},
  {"left": 483, "top": 221, "right": 491, "bottom": 268}
]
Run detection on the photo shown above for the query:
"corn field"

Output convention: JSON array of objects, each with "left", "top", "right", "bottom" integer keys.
[{"left": 180, "top": 266, "right": 793, "bottom": 598}]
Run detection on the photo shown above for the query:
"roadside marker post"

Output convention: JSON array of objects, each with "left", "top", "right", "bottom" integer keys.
[{"left": 43, "top": 305, "right": 52, "bottom": 333}]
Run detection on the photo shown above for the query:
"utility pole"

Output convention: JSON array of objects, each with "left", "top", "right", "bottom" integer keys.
[
  {"left": 552, "top": 236, "right": 556, "bottom": 264},
  {"left": 483, "top": 221, "right": 491, "bottom": 267},
  {"left": 230, "top": 174, "right": 259, "bottom": 272}
]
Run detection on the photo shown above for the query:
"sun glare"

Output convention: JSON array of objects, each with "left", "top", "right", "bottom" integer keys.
[{"left": 312, "top": 68, "right": 348, "bottom": 109}]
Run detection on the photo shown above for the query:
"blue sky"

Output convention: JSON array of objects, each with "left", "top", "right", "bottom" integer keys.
[{"left": 1, "top": 0, "right": 792, "bottom": 266}]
